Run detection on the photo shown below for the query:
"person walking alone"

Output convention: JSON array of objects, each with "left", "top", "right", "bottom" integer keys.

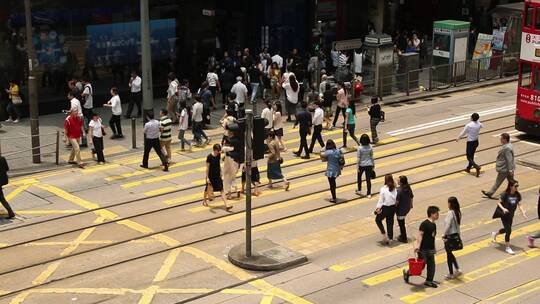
[
  {"left": 482, "top": 133, "right": 515, "bottom": 198},
  {"left": 320, "top": 139, "right": 343, "bottom": 203},
  {"left": 192, "top": 94, "right": 210, "bottom": 146},
  {"left": 375, "top": 174, "right": 397, "bottom": 244},
  {"left": 103, "top": 87, "right": 123, "bottom": 139},
  {"left": 203, "top": 144, "right": 231, "bottom": 210},
  {"left": 282, "top": 74, "right": 300, "bottom": 121},
  {"left": 443, "top": 196, "right": 463, "bottom": 279},
  {"left": 367, "top": 97, "right": 382, "bottom": 143},
  {"left": 88, "top": 113, "right": 106, "bottom": 164},
  {"left": 404, "top": 206, "right": 440, "bottom": 288},
  {"left": 309, "top": 101, "right": 325, "bottom": 154},
  {"left": 141, "top": 112, "right": 169, "bottom": 172},
  {"left": 491, "top": 181, "right": 527, "bottom": 254},
  {"left": 177, "top": 101, "right": 192, "bottom": 151},
  {"left": 342, "top": 102, "right": 359, "bottom": 148},
  {"left": 396, "top": 175, "right": 414, "bottom": 243},
  {"left": 159, "top": 109, "right": 173, "bottom": 163},
  {"left": 272, "top": 102, "right": 286, "bottom": 151},
  {"left": 126, "top": 71, "right": 142, "bottom": 118},
  {"left": 64, "top": 109, "right": 85, "bottom": 168},
  {"left": 267, "top": 131, "right": 290, "bottom": 190},
  {"left": 4, "top": 80, "right": 21, "bottom": 123},
  {"left": 356, "top": 134, "right": 374, "bottom": 198},
  {"left": 457, "top": 113, "right": 483, "bottom": 177},
  {"left": 332, "top": 82, "right": 347, "bottom": 129},
  {"left": 0, "top": 155, "right": 16, "bottom": 219},
  {"left": 293, "top": 102, "right": 312, "bottom": 159}
]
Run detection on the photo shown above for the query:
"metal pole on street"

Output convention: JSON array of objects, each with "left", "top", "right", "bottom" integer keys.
[
  {"left": 140, "top": 0, "right": 153, "bottom": 122},
  {"left": 244, "top": 109, "right": 253, "bottom": 257},
  {"left": 24, "top": 0, "right": 41, "bottom": 163}
]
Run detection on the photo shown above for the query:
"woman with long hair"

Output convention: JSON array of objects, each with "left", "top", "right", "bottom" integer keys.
[
  {"left": 321, "top": 139, "right": 343, "bottom": 203},
  {"left": 269, "top": 62, "right": 281, "bottom": 99},
  {"left": 492, "top": 181, "right": 527, "bottom": 255},
  {"left": 375, "top": 174, "right": 397, "bottom": 244},
  {"left": 356, "top": 134, "right": 374, "bottom": 198},
  {"left": 267, "top": 130, "right": 290, "bottom": 190},
  {"left": 342, "top": 101, "right": 359, "bottom": 148},
  {"left": 272, "top": 102, "right": 286, "bottom": 151},
  {"left": 396, "top": 175, "right": 414, "bottom": 243},
  {"left": 203, "top": 144, "right": 231, "bottom": 210},
  {"left": 443, "top": 196, "right": 462, "bottom": 278},
  {"left": 332, "top": 82, "right": 347, "bottom": 128},
  {"left": 282, "top": 74, "right": 299, "bottom": 121}
]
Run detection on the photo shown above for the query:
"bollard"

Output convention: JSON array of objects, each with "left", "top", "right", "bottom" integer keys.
[
  {"left": 476, "top": 60, "right": 481, "bottom": 82},
  {"left": 131, "top": 118, "right": 137, "bottom": 149},
  {"left": 55, "top": 130, "right": 60, "bottom": 165},
  {"left": 406, "top": 71, "right": 410, "bottom": 96}
]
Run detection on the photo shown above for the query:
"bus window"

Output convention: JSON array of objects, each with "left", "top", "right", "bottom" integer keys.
[
  {"left": 537, "top": 7, "right": 540, "bottom": 29},
  {"left": 521, "top": 62, "right": 532, "bottom": 88},
  {"left": 526, "top": 6, "right": 534, "bottom": 28},
  {"left": 535, "top": 67, "right": 540, "bottom": 90}
]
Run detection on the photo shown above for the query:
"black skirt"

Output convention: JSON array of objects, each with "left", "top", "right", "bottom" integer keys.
[
  {"left": 206, "top": 176, "right": 223, "bottom": 192},
  {"left": 242, "top": 167, "right": 260, "bottom": 183}
]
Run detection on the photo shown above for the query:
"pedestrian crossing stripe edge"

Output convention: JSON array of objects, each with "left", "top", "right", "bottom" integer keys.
[{"left": 479, "top": 277, "right": 540, "bottom": 304}]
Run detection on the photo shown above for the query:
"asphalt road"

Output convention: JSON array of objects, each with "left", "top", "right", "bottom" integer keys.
[{"left": 0, "top": 81, "right": 539, "bottom": 304}]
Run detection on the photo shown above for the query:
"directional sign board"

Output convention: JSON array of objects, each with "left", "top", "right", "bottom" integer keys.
[{"left": 333, "top": 38, "right": 363, "bottom": 51}]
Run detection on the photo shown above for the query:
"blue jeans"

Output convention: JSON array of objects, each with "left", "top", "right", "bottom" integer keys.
[
  {"left": 192, "top": 121, "right": 208, "bottom": 143},
  {"left": 250, "top": 83, "right": 259, "bottom": 102}
]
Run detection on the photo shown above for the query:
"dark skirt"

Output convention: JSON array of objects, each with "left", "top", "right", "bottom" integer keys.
[
  {"left": 267, "top": 162, "right": 284, "bottom": 180},
  {"left": 274, "top": 128, "right": 284, "bottom": 137},
  {"left": 206, "top": 176, "right": 223, "bottom": 192},
  {"left": 242, "top": 167, "right": 260, "bottom": 183}
]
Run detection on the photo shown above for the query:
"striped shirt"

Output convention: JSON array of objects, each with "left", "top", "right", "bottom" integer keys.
[{"left": 160, "top": 116, "right": 173, "bottom": 141}]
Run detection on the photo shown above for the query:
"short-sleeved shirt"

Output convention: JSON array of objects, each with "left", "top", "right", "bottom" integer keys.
[
  {"left": 160, "top": 116, "right": 173, "bottom": 141},
  {"left": 500, "top": 192, "right": 521, "bottom": 216},
  {"left": 179, "top": 108, "right": 189, "bottom": 130},
  {"left": 419, "top": 219, "right": 437, "bottom": 251},
  {"left": 110, "top": 95, "right": 122, "bottom": 115},
  {"left": 64, "top": 115, "right": 83, "bottom": 139},
  {"left": 89, "top": 118, "right": 103, "bottom": 138},
  {"left": 346, "top": 108, "right": 355, "bottom": 125},
  {"left": 192, "top": 102, "right": 203, "bottom": 122},
  {"left": 206, "top": 72, "right": 219, "bottom": 87},
  {"left": 231, "top": 82, "right": 248, "bottom": 104},
  {"left": 396, "top": 187, "right": 414, "bottom": 216},
  {"left": 368, "top": 103, "right": 381, "bottom": 119},
  {"left": 206, "top": 153, "right": 221, "bottom": 179},
  {"left": 70, "top": 98, "right": 83, "bottom": 117},
  {"left": 82, "top": 84, "right": 93, "bottom": 109},
  {"left": 144, "top": 119, "right": 161, "bottom": 139}
]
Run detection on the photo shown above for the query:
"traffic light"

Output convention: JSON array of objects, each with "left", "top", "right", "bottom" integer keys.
[
  {"left": 252, "top": 116, "right": 266, "bottom": 160},
  {"left": 226, "top": 118, "right": 245, "bottom": 164}
]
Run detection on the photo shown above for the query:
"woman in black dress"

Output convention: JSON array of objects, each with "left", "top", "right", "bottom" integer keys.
[{"left": 204, "top": 144, "right": 231, "bottom": 210}]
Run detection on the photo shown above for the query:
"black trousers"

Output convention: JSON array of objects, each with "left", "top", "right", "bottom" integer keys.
[
  {"left": 342, "top": 124, "right": 359, "bottom": 147},
  {"left": 0, "top": 187, "right": 15, "bottom": 217},
  {"left": 466, "top": 140, "right": 480, "bottom": 170},
  {"left": 109, "top": 115, "right": 123, "bottom": 135},
  {"left": 309, "top": 124, "right": 325, "bottom": 153},
  {"left": 445, "top": 242, "right": 459, "bottom": 275},
  {"left": 419, "top": 250, "right": 436, "bottom": 282},
  {"left": 332, "top": 107, "right": 346, "bottom": 126},
  {"left": 142, "top": 138, "right": 167, "bottom": 167},
  {"left": 357, "top": 166, "right": 373, "bottom": 194},
  {"left": 127, "top": 91, "right": 142, "bottom": 117},
  {"left": 499, "top": 215, "right": 514, "bottom": 243},
  {"left": 297, "top": 130, "right": 310, "bottom": 157},
  {"left": 328, "top": 177, "right": 337, "bottom": 200},
  {"left": 375, "top": 205, "right": 396, "bottom": 240},
  {"left": 397, "top": 218, "right": 407, "bottom": 240},
  {"left": 93, "top": 136, "right": 105, "bottom": 162}
]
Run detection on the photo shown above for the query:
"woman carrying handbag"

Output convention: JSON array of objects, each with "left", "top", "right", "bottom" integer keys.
[
  {"left": 320, "top": 139, "right": 344, "bottom": 203},
  {"left": 443, "top": 197, "right": 463, "bottom": 279}
]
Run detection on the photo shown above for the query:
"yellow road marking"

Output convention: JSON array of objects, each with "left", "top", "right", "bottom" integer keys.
[
  {"left": 480, "top": 277, "right": 540, "bottom": 304},
  {"left": 5, "top": 183, "right": 33, "bottom": 201},
  {"left": 17, "top": 210, "right": 82, "bottom": 215},
  {"left": 62, "top": 145, "right": 128, "bottom": 162},
  {"left": 363, "top": 221, "right": 540, "bottom": 286},
  {"left": 400, "top": 248, "right": 540, "bottom": 303},
  {"left": 31, "top": 261, "right": 61, "bottom": 285},
  {"left": 260, "top": 294, "right": 275, "bottom": 304},
  {"left": 214, "top": 148, "right": 455, "bottom": 222},
  {"left": 153, "top": 249, "right": 181, "bottom": 283}
]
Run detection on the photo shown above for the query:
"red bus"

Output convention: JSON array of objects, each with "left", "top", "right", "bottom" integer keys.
[{"left": 517, "top": 0, "right": 540, "bottom": 135}]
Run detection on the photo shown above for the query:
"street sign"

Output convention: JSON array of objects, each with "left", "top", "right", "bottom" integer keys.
[
  {"left": 333, "top": 38, "right": 363, "bottom": 51},
  {"left": 202, "top": 9, "right": 215, "bottom": 16}
]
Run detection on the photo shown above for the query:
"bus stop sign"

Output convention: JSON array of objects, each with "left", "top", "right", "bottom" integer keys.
[{"left": 333, "top": 38, "right": 363, "bottom": 51}]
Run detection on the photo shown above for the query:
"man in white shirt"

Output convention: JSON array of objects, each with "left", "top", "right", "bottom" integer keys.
[
  {"left": 260, "top": 100, "right": 274, "bottom": 142},
  {"left": 103, "top": 87, "right": 124, "bottom": 139},
  {"left": 81, "top": 78, "right": 93, "bottom": 124},
  {"left": 126, "top": 71, "right": 142, "bottom": 118},
  {"left": 206, "top": 68, "right": 220, "bottom": 110},
  {"left": 271, "top": 52, "right": 283, "bottom": 69},
  {"left": 230, "top": 76, "right": 248, "bottom": 105},
  {"left": 166, "top": 72, "right": 179, "bottom": 123},
  {"left": 192, "top": 94, "right": 210, "bottom": 146},
  {"left": 142, "top": 112, "right": 168, "bottom": 172},
  {"left": 456, "top": 112, "right": 483, "bottom": 177},
  {"left": 66, "top": 90, "right": 87, "bottom": 147},
  {"left": 309, "top": 101, "right": 325, "bottom": 153}
]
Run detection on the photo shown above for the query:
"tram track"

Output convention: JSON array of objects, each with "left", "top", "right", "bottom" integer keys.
[
  {"left": 0, "top": 137, "right": 537, "bottom": 300},
  {"left": 0, "top": 113, "right": 514, "bottom": 239},
  {"left": 0, "top": 119, "right": 515, "bottom": 249}
]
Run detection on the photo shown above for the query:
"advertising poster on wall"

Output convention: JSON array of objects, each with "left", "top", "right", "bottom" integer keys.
[{"left": 472, "top": 33, "right": 493, "bottom": 69}]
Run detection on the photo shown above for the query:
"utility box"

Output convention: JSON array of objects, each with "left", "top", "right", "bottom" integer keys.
[
  {"left": 432, "top": 20, "right": 470, "bottom": 83},
  {"left": 364, "top": 33, "right": 394, "bottom": 96}
]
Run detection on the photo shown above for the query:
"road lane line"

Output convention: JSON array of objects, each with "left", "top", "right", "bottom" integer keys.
[
  {"left": 5, "top": 183, "right": 33, "bottom": 201},
  {"left": 479, "top": 277, "right": 540, "bottom": 304},
  {"left": 400, "top": 248, "right": 540, "bottom": 303},
  {"left": 152, "top": 248, "right": 182, "bottom": 283},
  {"left": 363, "top": 221, "right": 540, "bottom": 287}
]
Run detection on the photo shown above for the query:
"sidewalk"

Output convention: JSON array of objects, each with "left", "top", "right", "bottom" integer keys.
[{"left": 0, "top": 75, "right": 518, "bottom": 175}]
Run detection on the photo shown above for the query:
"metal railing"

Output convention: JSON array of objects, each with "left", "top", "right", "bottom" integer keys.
[
  {"left": 0, "top": 131, "right": 61, "bottom": 168},
  {"left": 361, "top": 52, "right": 520, "bottom": 99}
]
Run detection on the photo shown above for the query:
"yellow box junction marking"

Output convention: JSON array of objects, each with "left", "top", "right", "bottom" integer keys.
[
  {"left": 479, "top": 277, "right": 540, "bottom": 304},
  {"left": 363, "top": 221, "right": 540, "bottom": 287},
  {"left": 400, "top": 248, "right": 540, "bottom": 303}
]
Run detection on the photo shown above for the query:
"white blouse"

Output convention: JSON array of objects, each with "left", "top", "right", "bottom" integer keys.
[{"left": 376, "top": 185, "right": 397, "bottom": 209}]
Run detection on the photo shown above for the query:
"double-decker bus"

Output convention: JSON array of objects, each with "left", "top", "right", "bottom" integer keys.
[{"left": 517, "top": 0, "right": 540, "bottom": 135}]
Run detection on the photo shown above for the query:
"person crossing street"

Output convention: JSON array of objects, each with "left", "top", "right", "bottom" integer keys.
[
  {"left": 293, "top": 102, "right": 312, "bottom": 159},
  {"left": 457, "top": 113, "right": 482, "bottom": 177},
  {"left": 141, "top": 112, "right": 169, "bottom": 172},
  {"left": 0, "top": 155, "right": 16, "bottom": 219},
  {"left": 309, "top": 101, "right": 325, "bottom": 154},
  {"left": 482, "top": 133, "right": 515, "bottom": 199}
]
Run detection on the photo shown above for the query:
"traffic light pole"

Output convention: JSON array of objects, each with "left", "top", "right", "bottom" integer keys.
[
  {"left": 244, "top": 109, "right": 253, "bottom": 257},
  {"left": 24, "top": 0, "right": 41, "bottom": 163},
  {"left": 140, "top": 0, "right": 153, "bottom": 122}
]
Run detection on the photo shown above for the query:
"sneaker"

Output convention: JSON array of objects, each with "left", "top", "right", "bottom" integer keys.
[
  {"left": 482, "top": 190, "right": 493, "bottom": 199},
  {"left": 355, "top": 190, "right": 363, "bottom": 196},
  {"left": 491, "top": 231, "right": 497, "bottom": 243},
  {"left": 444, "top": 274, "right": 454, "bottom": 280},
  {"left": 424, "top": 281, "right": 438, "bottom": 288},
  {"left": 505, "top": 247, "right": 515, "bottom": 255},
  {"left": 5, "top": 118, "right": 12, "bottom": 122},
  {"left": 527, "top": 236, "right": 535, "bottom": 248},
  {"left": 367, "top": 194, "right": 372, "bottom": 199},
  {"left": 12, "top": 119, "right": 19, "bottom": 123},
  {"left": 454, "top": 270, "right": 462, "bottom": 277}
]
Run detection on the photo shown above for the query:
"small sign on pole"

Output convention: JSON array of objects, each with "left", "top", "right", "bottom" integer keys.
[
  {"left": 333, "top": 38, "right": 363, "bottom": 51},
  {"left": 202, "top": 9, "right": 215, "bottom": 16}
]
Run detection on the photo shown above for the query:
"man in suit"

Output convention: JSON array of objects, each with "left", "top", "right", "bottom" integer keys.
[
  {"left": 0, "top": 156, "right": 16, "bottom": 219},
  {"left": 293, "top": 102, "right": 312, "bottom": 159},
  {"left": 482, "top": 133, "right": 515, "bottom": 198}
]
